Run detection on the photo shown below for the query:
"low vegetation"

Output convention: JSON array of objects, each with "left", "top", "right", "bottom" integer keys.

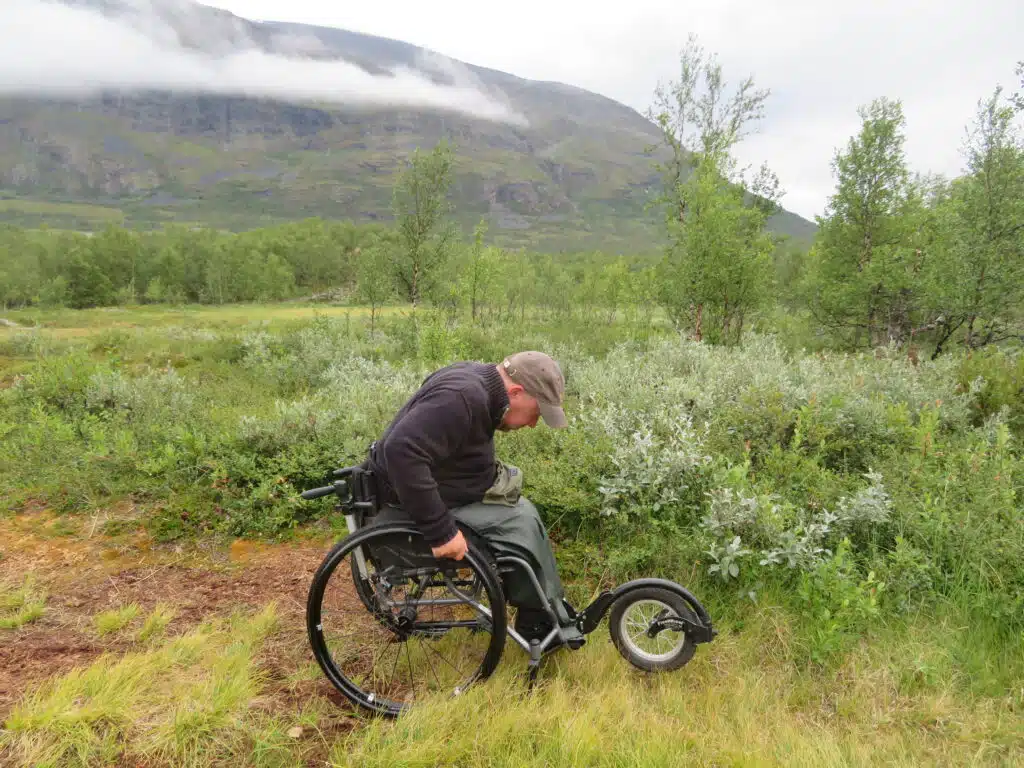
[
  {"left": 3, "top": 606, "right": 281, "bottom": 768},
  {"left": 0, "top": 576, "right": 47, "bottom": 630},
  {"left": 1, "top": 303, "right": 1022, "bottom": 765}
]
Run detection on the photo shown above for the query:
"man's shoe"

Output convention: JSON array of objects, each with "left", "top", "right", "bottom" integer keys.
[
  {"left": 514, "top": 607, "right": 555, "bottom": 643},
  {"left": 557, "top": 623, "right": 586, "bottom": 650},
  {"left": 514, "top": 606, "right": 584, "bottom": 651}
]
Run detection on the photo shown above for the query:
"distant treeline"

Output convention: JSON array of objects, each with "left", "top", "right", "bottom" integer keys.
[{"left": 0, "top": 218, "right": 664, "bottom": 325}]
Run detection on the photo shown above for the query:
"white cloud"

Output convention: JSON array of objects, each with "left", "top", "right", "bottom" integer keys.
[
  {"left": 197, "top": 0, "right": 1022, "bottom": 220},
  {"left": 0, "top": 0, "right": 526, "bottom": 125}
]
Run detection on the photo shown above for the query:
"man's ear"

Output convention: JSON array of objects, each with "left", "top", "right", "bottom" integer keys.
[{"left": 508, "top": 383, "right": 525, "bottom": 398}]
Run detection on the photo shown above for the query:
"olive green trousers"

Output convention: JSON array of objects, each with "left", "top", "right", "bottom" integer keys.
[{"left": 372, "top": 497, "right": 571, "bottom": 625}]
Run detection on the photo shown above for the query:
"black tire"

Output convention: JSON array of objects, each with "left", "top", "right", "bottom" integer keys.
[
  {"left": 307, "top": 523, "right": 507, "bottom": 717},
  {"left": 608, "top": 586, "right": 697, "bottom": 672}
]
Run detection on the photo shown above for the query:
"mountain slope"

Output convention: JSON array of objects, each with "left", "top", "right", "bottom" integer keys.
[{"left": 0, "top": 0, "right": 817, "bottom": 250}]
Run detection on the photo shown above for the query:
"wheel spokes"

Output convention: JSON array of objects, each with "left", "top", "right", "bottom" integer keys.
[
  {"left": 318, "top": 547, "right": 497, "bottom": 712},
  {"left": 619, "top": 599, "right": 687, "bottom": 662}
]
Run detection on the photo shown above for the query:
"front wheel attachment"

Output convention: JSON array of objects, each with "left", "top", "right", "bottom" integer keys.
[{"left": 575, "top": 578, "right": 716, "bottom": 673}]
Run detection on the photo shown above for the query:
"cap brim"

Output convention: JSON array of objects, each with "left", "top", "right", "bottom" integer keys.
[{"left": 538, "top": 402, "right": 568, "bottom": 429}]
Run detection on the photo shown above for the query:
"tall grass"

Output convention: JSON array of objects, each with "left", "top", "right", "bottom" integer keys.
[
  {"left": 1, "top": 605, "right": 282, "bottom": 767},
  {"left": 2, "top": 599, "right": 1019, "bottom": 768},
  {"left": 336, "top": 605, "right": 1023, "bottom": 767}
]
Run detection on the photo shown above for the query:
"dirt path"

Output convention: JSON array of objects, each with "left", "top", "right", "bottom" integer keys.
[{"left": 0, "top": 510, "right": 352, "bottom": 731}]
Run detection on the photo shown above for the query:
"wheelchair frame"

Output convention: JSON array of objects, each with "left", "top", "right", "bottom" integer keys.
[{"left": 303, "top": 464, "right": 717, "bottom": 695}]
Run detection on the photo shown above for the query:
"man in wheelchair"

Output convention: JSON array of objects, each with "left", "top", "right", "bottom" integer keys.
[{"left": 366, "top": 350, "right": 585, "bottom": 649}]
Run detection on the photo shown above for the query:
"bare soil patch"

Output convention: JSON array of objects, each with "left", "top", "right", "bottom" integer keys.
[{"left": 0, "top": 513, "right": 357, "bottom": 737}]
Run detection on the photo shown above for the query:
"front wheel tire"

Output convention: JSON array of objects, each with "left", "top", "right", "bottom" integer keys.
[{"left": 608, "top": 586, "right": 697, "bottom": 672}]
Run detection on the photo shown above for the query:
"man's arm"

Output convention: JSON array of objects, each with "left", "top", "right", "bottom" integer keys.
[{"left": 381, "top": 387, "right": 471, "bottom": 549}]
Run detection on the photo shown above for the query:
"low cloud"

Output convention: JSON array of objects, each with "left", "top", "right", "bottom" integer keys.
[{"left": 0, "top": 0, "right": 526, "bottom": 125}]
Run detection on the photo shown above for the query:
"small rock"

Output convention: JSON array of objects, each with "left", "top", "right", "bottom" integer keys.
[{"left": 287, "top": 726, "right": 303, "bottom": 739}]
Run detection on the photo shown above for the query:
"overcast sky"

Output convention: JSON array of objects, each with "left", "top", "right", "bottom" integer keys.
[{"left": 194, "top": 0, "right": 1022, "bottom": 221}]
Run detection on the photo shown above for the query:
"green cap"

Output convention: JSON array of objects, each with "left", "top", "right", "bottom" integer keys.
[{"left": 501, "top": 351, "right": 567, "bottom": 428}]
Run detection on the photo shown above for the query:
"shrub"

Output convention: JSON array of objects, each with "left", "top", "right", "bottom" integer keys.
[
  {"left": 2, "top": 309, "right": 1021, "bottom": 651},
  {"left": 957, "top": 347, "right": 1024, "bottom": 436}
]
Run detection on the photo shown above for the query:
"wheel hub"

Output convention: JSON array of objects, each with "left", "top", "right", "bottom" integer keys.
[{"left": 393, "top": 606, "right": 418, "bottom": 638}]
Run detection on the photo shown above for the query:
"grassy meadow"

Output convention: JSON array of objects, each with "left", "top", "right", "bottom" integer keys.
[{"left": 1, "top": 303, "right": 1022, "bottom": 767}]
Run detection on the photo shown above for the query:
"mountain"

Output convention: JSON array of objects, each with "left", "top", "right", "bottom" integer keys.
[{"left": 0, "top": 0, "right": 817, "bottom": 251}]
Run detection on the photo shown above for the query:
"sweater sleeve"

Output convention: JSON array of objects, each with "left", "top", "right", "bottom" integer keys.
[{"left": 381, "top": 387, "right": 471, "bottom": 547}]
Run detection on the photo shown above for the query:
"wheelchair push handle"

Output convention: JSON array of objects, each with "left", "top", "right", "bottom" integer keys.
[
  {"left": 300, "top": 483, "right": 339, "bottom": 500},
  {"left": 299, "top": 466, "right": 357, "bottom": 499},
  {"left": 299, "top": 465, "right": 378, "bottom": 514}
]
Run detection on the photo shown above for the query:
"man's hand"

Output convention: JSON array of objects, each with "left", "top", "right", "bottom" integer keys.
[{"left": 432, "top": 530, "right": 468, "bottom": 560}]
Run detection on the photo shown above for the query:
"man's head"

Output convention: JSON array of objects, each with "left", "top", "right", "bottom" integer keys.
[{"left": 496, "top": 351, "right": 568, "bottom": 431}]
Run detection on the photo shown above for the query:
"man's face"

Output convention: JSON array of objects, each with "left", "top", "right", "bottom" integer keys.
[{"left": 498, "top": 387, "right": 541, "bottom": 431}]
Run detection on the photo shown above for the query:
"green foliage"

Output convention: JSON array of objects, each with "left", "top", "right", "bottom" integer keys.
[
  {"left": 924, "top": 88, "right": 1024, "bottom": 352},
  {"left": 956, "top": 346, "right": 1024, "bottom": 435},
  {"left": 390, "top": 140, "right": 457, "bottom": 306},
  {"left": 803, "top": 98, "right": 927, "bottom": 349},
  {"left": 0, "top": 219, "right": 390, "bottom": 310},
  {"left": 1, "top": 304, "right": 1022, "bottom": 678},
  {"left": 795, "top": 539, "right": 885, "bottom": 663},
  {"left": 459, "top": 220, "right": 502, "bottom": 324},
  {"left": 354, "top": 244, "right": 395, "bottom": 333},
  {"left": 0, "top": 217, "right": 670, "bottom": 338},
  {"left": 800, "top": 73, "right": 1023, "bottom": 358},
  {"left": 648, "top": 35, "right": 779, "bottom": 344}
]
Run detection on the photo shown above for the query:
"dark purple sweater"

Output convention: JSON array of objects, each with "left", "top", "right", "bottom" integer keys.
[{"left": 369, "top": 362, "right": 510, "bottom": 546}]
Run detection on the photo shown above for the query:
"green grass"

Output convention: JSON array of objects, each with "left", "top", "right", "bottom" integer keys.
[
  {"left": 1, "top": 605, "right": 282, "bottom": 768},
  {"left": 334, "top": 607, "right": 1022, "bottom": 768},
  {"left": 0, "top": 302, "right": 408, "bottom": 335},
  {"left": 2, "top": 599, "right": 1019, "bottom": 767},
  {"left": 93, "top": 604, "right": 141, "bottom": 637},
  {"left": 0, "top": 576, "right": 47, "bottom": 630},
  {"left": 136, "top": 603, "right": 177, "bottom": 644}
]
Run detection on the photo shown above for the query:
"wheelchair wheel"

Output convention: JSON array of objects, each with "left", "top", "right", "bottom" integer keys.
[
  {"left": 308, "top": 523, "right": 507, "bottom": 718},
  {"left": 608, "top": 586, "right": 697, "bottom": 672}
]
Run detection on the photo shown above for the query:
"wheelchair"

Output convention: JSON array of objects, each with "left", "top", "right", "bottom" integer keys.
[{"left": 301, "top": 465, "right": 717, "bottom": 718}]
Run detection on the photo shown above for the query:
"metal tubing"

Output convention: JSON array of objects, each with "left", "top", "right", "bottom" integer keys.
[
  {"left": 346, "top": 514, "right": 370, "bottom": 581},
  {"left": 496, "top": 555, "right": 561, "bottom": 628}
]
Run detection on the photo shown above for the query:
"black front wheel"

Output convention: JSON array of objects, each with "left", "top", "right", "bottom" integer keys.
[{"left": 608, "top": 586, "right": 697, "bottom": 672}]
